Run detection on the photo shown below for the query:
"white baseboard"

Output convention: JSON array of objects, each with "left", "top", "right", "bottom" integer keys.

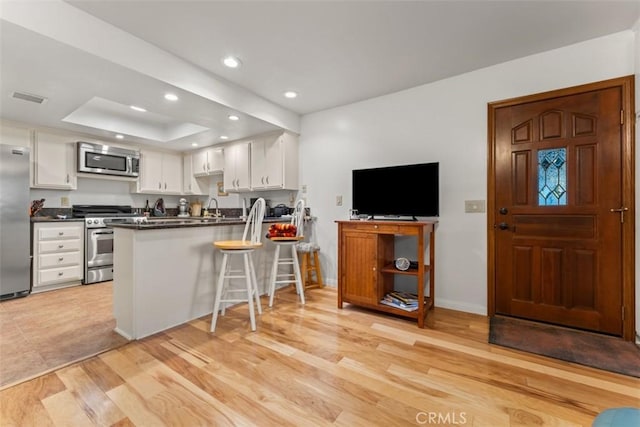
[{"left": 434, "top": 298, "right": 486, "bottom": 316}]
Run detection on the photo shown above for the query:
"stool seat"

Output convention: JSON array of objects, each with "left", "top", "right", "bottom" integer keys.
[{"left": 214, "top": 241, "right": 263, "bottom": 250}]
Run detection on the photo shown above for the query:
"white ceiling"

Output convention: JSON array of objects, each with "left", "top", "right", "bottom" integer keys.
[{"left": 1, "top": 0, "right": 638, "bottom": 152}]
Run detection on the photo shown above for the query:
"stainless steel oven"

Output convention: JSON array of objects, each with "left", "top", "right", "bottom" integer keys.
[
  {"left": 73, "top": 205, "right": 145, "bottom": 284},
  {"left": 86, "top": 226, "right": 114, "bottom": 284}
]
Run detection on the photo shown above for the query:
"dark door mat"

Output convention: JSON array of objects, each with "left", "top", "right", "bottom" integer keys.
[{"left": 489, "top": 316, "right": 640, "bottom": 378}]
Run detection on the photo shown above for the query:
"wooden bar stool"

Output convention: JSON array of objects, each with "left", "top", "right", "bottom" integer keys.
[
  {"left": 267, "top": 200, "right": 305, "bottom": 307},
  {"left": 211, "top": 198, "right": 266, "bottom": 332},
  {"left": 297, "top": 242, "right": 323, "bottom": 290}
]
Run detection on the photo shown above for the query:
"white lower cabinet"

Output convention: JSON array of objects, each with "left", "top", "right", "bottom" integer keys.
[{"left": 32, "top": 222, "right": 84, "bottom": 293}]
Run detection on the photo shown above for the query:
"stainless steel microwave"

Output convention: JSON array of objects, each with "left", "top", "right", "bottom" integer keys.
[{"left": 77, "top": 142, "right": 140, "bottom": 178}]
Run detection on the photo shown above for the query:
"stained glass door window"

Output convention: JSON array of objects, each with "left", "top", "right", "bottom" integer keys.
[{"left": 538, "top": 148, "right": 567, "bottom": 206}]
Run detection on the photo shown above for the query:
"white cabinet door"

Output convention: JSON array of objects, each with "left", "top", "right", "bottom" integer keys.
[
  {"left": 162, "top": 152, "right": 183, "bottom": 194},
  {"left": 136, "top": 150, "right": 183, "bottom": 194},
  {"left": 138, "top": 150, "right": 164, "bottom": 193},
  {"left": 182, "top": 154, "right": 208, "bottom": 195},
  {"left": 224, "top": 142, "right": 251, "bottom": 192},
  {"left": 32, "top": 133, "right": 76, "bottom": 190},
  {"left": 194, "top": 147, "right": 224, "bottom": 176},
  {"left": 207, "top": 148, "right": 224, "bottom": 173},
  {"left": 193, "top": 150, "right": 209, "bottom": 176},
  {"left": 263, "top": 134, "right": 284, "bottom": 189},
  {"left": 250, "top": 138, "right": 267, "bottom": 189},
  {"left": 249, "top": 132, "right": 297, "bottom": 190}
]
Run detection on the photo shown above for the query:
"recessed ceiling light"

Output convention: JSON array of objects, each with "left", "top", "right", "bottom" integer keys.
[
  {"left": 191, "top": 142, "right": 199, "bottom": 147},
  {"left": 284, "top": 91, "right": 298, "bottom": 99},
  {"left": 222, "top": 56, "right": 241, "bottom": 68},
  {"left": 228, "top": 115, "right": 239, "bottom": 121},
  {"left": 220, "top": 135, "right": 229, "bottom": 140},
  {"left": 164, "top": 93, "right": 178, "bottom": 101},
  {"left": 130, "top": 105, "right": 146, "bottom": 112},
  {"left": 115, "top": 134, "right": 124, "bottom": 139}
]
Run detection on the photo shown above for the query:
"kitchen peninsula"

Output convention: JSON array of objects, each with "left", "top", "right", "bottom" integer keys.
[{"left": 110, "top": 218, "right": 281, "bottom": 339}]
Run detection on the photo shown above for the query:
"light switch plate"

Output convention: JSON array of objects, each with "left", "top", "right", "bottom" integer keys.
[
  {"left": 465, "top": 200, "right": 485, "bottom": 213},
  {"left": 336, "top": 195, "right": 343, "bottom": 206},
  {"left": 61, "top": 196, "right": 70, "bottom": 207}
]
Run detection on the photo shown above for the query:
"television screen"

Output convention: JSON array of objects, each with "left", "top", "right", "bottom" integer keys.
[{"left": 352, "top": 162, "right": 439, "bottom": 218}]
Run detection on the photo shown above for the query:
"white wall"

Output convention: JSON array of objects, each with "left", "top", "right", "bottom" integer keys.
[{"left": 299, "top": 31, "right": 636, "bottom": 315}]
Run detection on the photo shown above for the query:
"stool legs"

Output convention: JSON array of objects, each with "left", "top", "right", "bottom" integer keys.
[
  {"left": 211, "top": 251, "right": 261, "bottom": 333},
  {"left": 300, "top": 250, "right": 323, "bottom": 290},
  {"left": 243, "top": 253, "right": 256, "bottom": 331},
  {"left": 269, "top": 242, "right": 305, "bottom": 307},
  {"left": 291, "top": 246, "right": 305, "bottom": 303},
  {"left": 211, "top": 253, "right": 228, "bottom": 332},
  {"left": 312, "top": 250, "right": 323, "bottom": 288}
]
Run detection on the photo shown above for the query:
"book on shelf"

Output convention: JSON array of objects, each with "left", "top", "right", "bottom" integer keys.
[
  {"left": 380, "top": 299, "right": 419, "bottom": 312},
  {"left": 381, "top": 291, "right": 420, "bottom": 312},
  {"left": 387, "top": 291, "right": 419, "bottom": 304}
]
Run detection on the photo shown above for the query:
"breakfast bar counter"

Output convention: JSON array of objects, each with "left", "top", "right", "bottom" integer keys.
[{"left": 110, "top": 219, "right": 280, "bottom": 339}]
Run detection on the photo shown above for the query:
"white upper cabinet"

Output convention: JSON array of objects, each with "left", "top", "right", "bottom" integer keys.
[
  {"left": 31, "top": 131, "right": 77, "bottom": 190},
  {"left": 193, "top": 147, "right": 224, "bottom": 176},
  {"left": 250, "top": 131, "right": 298, "bottom": 190},
  {"left": 134, "top": 149, "right": 183, "bottom": 194},
  {"left": 223, "top": 141, "right": 251, "bottom": 192},
  {"left": 183, "top": 154, "right": 209, "bottom": 195}
]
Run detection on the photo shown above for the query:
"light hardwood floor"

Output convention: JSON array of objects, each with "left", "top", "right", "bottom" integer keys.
[{"left": 0, "top": 287, "right": 638, "bottom": 426}]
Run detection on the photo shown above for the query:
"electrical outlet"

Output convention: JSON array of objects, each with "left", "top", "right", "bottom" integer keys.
[
  {"left": 301, "top": 184, "right": 307, "bottom": 193},
  {"left": 465, "top": 200, "right": 485, "bottom": 213},
  {"left": 336, "top": 195, "right": 343, "bottom": 206},
  {"left": 60, "top": 196, "right": 70, "bottom": 207}
]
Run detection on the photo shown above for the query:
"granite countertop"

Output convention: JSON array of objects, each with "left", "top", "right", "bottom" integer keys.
[{"left": 109, "top": 216, "right": 289, "bottom": 230}]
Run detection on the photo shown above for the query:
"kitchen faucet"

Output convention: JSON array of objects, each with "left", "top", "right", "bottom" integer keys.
[{"left": 206, "top": 198, "right": 220, "bottom": 217}]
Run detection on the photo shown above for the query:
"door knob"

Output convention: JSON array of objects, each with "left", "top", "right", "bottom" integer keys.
[
  {"left": 499, "top": 207, "right": 508, "bottom": 215},
  {"left": 497, "top": 222, "right": 509, "bottom": 230}
]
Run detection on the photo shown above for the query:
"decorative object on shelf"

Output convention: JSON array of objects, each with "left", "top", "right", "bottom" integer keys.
[
  {"left": 394, "top": 257, "right": 410, "bottom": 271},
  {"left": 29, "top": 198, "right": 45, "bottom": 217},
  {"left": 394, "top": 258, "right": 419, "bottom": 271}
]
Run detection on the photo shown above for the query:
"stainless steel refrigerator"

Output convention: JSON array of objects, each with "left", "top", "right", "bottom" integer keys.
[{"left": 0, "top": 144, "right": 31, "bottom": 299}]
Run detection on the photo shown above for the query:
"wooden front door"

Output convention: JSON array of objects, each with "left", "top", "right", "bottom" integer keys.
[{"left": 488, "top": 76, "right": 635, "bottom": 339}]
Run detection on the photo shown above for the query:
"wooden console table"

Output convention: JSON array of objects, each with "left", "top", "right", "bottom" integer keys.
[{"left": 336, "top": 220, "right": 436, "bottom": 327}]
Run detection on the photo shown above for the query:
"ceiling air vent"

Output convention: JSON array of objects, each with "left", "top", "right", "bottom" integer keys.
[{"left": 12, "top": 91, "right": 47, "bottom": 104}]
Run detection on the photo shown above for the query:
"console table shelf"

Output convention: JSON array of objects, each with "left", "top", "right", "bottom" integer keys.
[{"left": 336, "top": 220, "right": 437, "bottom": 328}]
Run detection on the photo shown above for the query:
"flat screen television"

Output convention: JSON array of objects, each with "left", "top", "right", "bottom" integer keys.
[{"left": 352, "top": 162, "right": 439, "bottom": 219}]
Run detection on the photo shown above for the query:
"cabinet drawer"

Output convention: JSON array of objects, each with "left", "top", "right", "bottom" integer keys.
[
  {"left": 39, "top": 252, "right": 82, "bottom": 268},
  {"left": 343, "top": 223, "right": 400, "bottom": 234},
  {"left": 39, "top": 239, "right": 82, "bottom": 254},
  {"left": 38, "top": 226, "right": 82, "bottom": 240},
  {"left": 37, "top": 265, "right": 82, "bottom": 286}
]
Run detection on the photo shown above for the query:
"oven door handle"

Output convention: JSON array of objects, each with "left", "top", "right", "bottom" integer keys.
[{"left": 92, "top": 231, "right": 114, "bottom": 235}]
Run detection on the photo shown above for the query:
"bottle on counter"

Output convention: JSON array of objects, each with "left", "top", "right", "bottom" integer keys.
[{"left": 143, "top": 199, "right": 151, "bottom": 217}]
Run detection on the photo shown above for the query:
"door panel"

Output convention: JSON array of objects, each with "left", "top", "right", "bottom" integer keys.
[{"left": 492, "top": 85, "right": 625, "bottom": 336}]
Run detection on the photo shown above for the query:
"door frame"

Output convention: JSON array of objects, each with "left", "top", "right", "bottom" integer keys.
[{"left": 487, "top": 75, "right": 636, "bottom": 341}]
